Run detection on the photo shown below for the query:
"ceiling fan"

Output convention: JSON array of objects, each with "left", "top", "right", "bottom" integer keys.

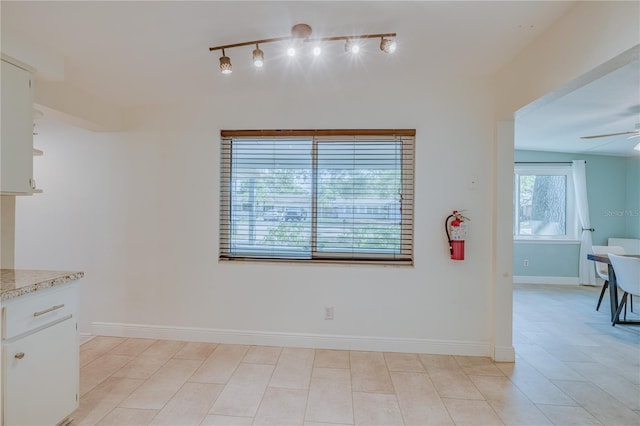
[{"left": 581, "top": 123, "right": 640, "bottom": 140}]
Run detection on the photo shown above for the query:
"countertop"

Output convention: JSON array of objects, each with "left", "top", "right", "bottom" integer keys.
[{"left": 1, "top": 269, "right": 84, "bottom": 302}]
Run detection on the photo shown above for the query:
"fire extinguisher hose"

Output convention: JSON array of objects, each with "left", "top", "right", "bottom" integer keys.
[{"left": 445, "top": 214, "right": 455, "bottom": 255}]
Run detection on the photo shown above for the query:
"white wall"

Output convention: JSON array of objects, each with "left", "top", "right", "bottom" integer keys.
[
  {"left": 16, "top": 76, "right": 497, "bottom": 355},
  {"left": 494, "top": 1, "right": 640, "bottom": 120},
  {"left": 13, "top": 1, "right": 639, "bottom": 360}
]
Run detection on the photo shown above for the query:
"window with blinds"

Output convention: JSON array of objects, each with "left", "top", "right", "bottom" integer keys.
[{"left": 219, "top": 130, "right": 415, "bottom": 264}]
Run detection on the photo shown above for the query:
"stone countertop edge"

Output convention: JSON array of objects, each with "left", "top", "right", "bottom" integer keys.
[{"left": 0, "top": 269, "right": 84, "bottom": 302}]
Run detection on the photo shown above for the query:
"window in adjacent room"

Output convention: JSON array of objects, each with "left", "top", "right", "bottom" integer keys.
[
  {"left": 219, "top": 130, "right": 415, "bottom": 264},
  {"left": 513, "top": 163, "right": 577, "bottom": 240}
]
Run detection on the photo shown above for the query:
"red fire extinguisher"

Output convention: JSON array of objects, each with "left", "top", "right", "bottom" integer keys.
[{"left": 445, "top": 210, "right": 470, "bottom": 260}]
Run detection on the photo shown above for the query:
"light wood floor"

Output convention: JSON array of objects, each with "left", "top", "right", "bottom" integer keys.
[{"left": 71, "top": 284, "right": 640, "bottom": 425}]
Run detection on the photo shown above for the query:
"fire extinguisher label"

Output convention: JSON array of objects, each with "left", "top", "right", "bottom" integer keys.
[{"left": 451, "top": 222, "right": 468, "bottom": 240}]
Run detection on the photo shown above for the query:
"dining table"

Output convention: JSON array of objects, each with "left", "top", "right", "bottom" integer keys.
[{"left": 587, "top": 253, "right": 640, "bottom": 325}]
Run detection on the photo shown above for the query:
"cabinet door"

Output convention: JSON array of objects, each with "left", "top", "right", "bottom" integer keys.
[
  {"left": 1, "top": 59, "right": 34, "bottom": 194},
  {"left": 3, "top": 317, "right": 78, "bottom": 426}
]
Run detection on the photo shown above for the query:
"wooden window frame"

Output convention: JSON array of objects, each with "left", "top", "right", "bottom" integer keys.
[{"left": 219, "top": 129, "right": 415, "bottom": 265}]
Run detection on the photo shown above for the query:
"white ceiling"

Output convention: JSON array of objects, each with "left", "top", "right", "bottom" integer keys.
[
  {"left": 2, "top": 1, "right": 573, "bottom": 105},
  {"left": 4, "top": 1, "right": 639, "bottom": 157},
  {"left": 516, "top": 58, "right": 640, "bottom": 157}
]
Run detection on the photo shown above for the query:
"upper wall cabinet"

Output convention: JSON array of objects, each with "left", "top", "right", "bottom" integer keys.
[{"left": 1, "top": 58, "right": 35, "bottom": 195}]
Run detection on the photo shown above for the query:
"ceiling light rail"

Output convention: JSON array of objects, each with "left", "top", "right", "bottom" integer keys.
[{"left": 209, "top": 23, "right": 396, "bottom": 74}]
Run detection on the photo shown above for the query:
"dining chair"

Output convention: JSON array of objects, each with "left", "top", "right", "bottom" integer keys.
[
  {"left": 609, "top": 254, "right": 640, "bottom": 325},
  {"left": 592, "top": 245, "right": 628, "bottom": 311}
]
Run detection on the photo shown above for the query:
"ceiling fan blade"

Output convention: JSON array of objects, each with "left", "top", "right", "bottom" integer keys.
[{"left": 580, "top": 130, "right": 640, "bottom": 139}]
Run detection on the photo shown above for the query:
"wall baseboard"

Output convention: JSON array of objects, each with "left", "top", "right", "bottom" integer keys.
[
  {"left": 79, "top": 332, "right": 95, "bottom": 345},
  {"left": 492, "top": 345, "right": 515, "bottom": 362},
  {"left": 513, "top": 276, "right": 580, "bottom": 285},
  {"left": 92, "top": 322, "right": 492, "bottom": 357}
]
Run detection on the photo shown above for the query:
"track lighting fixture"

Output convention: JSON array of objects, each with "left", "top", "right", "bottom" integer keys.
[
  {"left": 345, "top": 39, "right": 360, "bottom": 54},
  {"left": 252, "top": 44, "right": 264, "bottom": 67},
  {"left": 219, "top": 49, "right": 232, "bottom": 74},
  {"left": 380, "top": 37, "right": 397, "bottom": 54},
  {"left": 209, "top": 23, "right": 396, "bottom": 75}
]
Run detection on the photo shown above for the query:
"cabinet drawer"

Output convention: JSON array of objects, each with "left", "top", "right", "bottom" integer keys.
[{"left": 2, "top": 283, "right": 78, "bottom": 340}]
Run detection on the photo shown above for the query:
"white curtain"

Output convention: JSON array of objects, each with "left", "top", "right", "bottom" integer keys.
[{"left": 573, "top": 160, "right": 596, "bottom": 285}]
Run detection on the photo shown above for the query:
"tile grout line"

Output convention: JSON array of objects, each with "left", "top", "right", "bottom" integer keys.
[
  {"left": 79, "top": 350, "right": 134, "bottom": 397},
  {"left": 548, "top": 377, "right": 637, "bottom": 425},
  {"left": 349, "top": 351, "right": 356, "bottom": 426},
  {"left": 300, "top": 349, "right": 316, "bottom": 425},
  {"left": 77, "top": 337, "right": 154, "bottom": 425},
  {"left": 102, "top": 379, "right": 147, "bottom": 426},
  {"left": 209, "top": 344, "right": 251, "bottom": 418},
  {"left": 113, "top": 340, "right": 188, "bottom": 422},
  {"left": 505, "top": 354, "right": 581, "bottom": 410},
  {"left": 453, "top": 355, "right": 508, "bottom": 425},
  {"left": 250, "top": 346, "right": 282, "bottom": 424},
  {"left": 147, "top": 351, "right": 209, "bottom": 425},
  {"left": 381, "top": 352, "right": 407, "bottom": 426}
]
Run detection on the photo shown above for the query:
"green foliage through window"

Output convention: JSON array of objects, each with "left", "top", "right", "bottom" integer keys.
[
  {"left": 514, "top": 164, "right": 575, "bottom": 239},
  {"left": 220, "top": 134, "right": 414, "bottom": 263}
]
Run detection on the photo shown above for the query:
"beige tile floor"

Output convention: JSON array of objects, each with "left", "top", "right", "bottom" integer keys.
[{"left": 71, "top": 284, "right": 640, "bottom": 425}]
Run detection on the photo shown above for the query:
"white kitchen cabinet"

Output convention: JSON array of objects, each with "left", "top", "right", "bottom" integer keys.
[
  {"left": 1, "top": 281, "right": 79, "bottom": 426},
  {"left": 1, "top": 58, "right": 35, "bottom": 195},
  {"left": 3, "top": 318, "right": 78, "bottom": 425}
]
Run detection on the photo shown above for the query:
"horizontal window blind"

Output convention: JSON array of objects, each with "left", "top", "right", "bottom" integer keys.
[{"left": 219, "top": 131, "right": 414, "bottom": 264}]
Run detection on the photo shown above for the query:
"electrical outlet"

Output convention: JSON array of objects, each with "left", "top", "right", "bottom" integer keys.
[
  {"left": 523, "top": 260, "right": 529, "bottom": 267},
  {"left": 324, "top": 306, "right": 334, "bottom": 320}
]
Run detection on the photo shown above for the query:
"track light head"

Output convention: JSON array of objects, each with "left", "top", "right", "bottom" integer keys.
[
  {"left": 252, "top": 45, "right": 264, "bottom": 67},
  {"left": 312, "top": 46, "right": 322, "bottom": 56},
  {"left": 287, "top": 46, "right": 296, "bottom": 57},
  {"left": 219, "top": 49, "right": 232, "bottom": 74},
  {"left": 345, "top": 39, "right": 360, "bottom": 54},
  {"left": 380, "top": 38, "right": 397, "bottom": 54}
]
